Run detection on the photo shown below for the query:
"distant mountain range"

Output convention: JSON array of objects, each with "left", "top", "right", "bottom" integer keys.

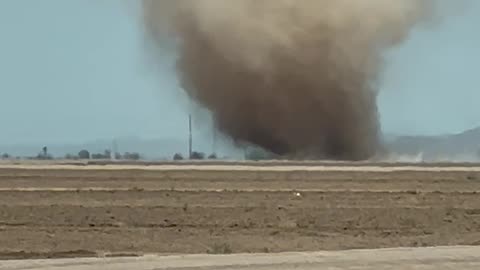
[
  {"left": 385, "top": 127, "right": 480, "bottom": 162},
  {"left": 2, "top": 127, "right": 480, "bottom": 162}
]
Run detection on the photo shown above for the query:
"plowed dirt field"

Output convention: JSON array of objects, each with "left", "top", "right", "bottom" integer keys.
[{"left": 0, "top": 163, "right": 479, "bottom": 259}]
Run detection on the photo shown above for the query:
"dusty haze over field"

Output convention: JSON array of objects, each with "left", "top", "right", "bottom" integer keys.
[{"left": 143, "top": 0, "right": 435, "bottom": 160}]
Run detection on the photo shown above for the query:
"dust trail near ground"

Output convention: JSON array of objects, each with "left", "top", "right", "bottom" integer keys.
[{"left": 142, "top": 0, "right": 433, "bottom": 160}]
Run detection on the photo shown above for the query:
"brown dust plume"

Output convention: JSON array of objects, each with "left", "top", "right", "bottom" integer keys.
[{"left": 142, "top": 0, "right": 433, "bottom": 160}]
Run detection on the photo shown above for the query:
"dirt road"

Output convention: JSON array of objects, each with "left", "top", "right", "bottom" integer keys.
[
  {"left": 0, "top": 164, "right": 479, "bottom": 259},
  {"left": 3, "top": 246, "right": 480, "bottom": 270}
]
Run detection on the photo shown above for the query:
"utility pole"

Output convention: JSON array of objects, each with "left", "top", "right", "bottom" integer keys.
[{"left": 189, "top": 114, "right": 193, "bottom": 159}]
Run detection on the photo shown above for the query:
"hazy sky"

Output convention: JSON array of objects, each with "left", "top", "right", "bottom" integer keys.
[{"left": 0, "top": 0, "right": 479, "bottom": 147}]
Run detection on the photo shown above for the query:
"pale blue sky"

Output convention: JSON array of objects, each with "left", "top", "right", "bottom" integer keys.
[{"left": 0, "top": 0, "right": 479, "bottom": 147}]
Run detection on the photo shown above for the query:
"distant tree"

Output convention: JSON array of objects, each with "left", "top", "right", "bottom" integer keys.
[
  {"left": 190, "top": 151, "right": 205, "bottom": 160},
  {"left": 90, "top": 150, "right": 111, "bottom": 159},
  {"left": 91, "top": 153, "right": 104, "bottom": 159},
  {"left": 1, "top": 153, "right": 10, "bottom": 159},
  {"left": 208, "top": 153, "right": 218, "bottom": 159},
  {"left": 173, "top": 153, "right": 184, "bottom": 160},
  {"left": 123, "top": 152, "right": 141, "bottom": 160},
  {"left": 132, "top": 153, "right": 140, "bottom": 160},
  {"left": 36, "top": 153, "right": 53, "bottom": 160},
  {"left": 65, "top": 153, "right": 77, "bottom": 160},
  {"left": 245, "top": 148, "right": 273, "bottom": 161},
  {"left": 37, "top": 146, "right": 53, "bottom": 160},
  {"left": 78, "top": 150, "right": 90, "bottom": 159}
]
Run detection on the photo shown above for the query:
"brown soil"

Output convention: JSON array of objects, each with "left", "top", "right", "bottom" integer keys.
[{"left": 0, "top": 165, "right": 479, "bottom": 259}]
